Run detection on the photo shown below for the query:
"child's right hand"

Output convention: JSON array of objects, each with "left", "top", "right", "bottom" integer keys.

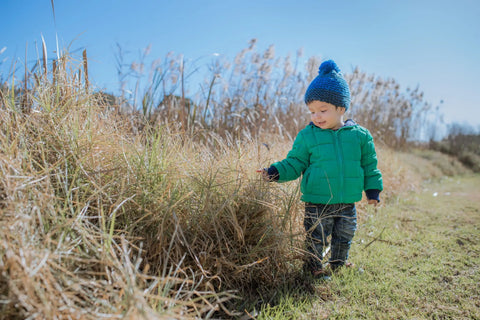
[{"left": 256, "top": 168, "right": 270, "bottom": 182}]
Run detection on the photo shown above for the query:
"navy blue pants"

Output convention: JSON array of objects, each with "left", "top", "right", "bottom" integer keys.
[{"left": 304, "top": 203, "right": 357, "bottom": 271}]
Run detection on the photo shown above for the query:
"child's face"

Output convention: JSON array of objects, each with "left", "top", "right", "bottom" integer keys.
[{"left": 308, "top": 101, "right": 346, "bottom": 130}]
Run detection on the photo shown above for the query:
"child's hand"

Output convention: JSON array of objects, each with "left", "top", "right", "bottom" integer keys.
[
  {"left": 256, "top": 168, "right": 270, "bottom": 182},
  {"left": 367, "top": 199, "right": 379, "bottom": 206}
]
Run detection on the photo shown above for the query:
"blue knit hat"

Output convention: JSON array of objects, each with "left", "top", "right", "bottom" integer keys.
[{"left": 304, "top": 60, "right": 351, "bottom": 110}]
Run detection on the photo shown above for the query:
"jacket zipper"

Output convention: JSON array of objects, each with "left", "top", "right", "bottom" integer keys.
[{"left": 334, "top": 129, "right": 344, "bottom": 203}]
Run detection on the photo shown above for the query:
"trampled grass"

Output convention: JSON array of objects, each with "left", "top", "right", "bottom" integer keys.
[{"left": 256, "top": 175, "right": 480, "bottom": 319}]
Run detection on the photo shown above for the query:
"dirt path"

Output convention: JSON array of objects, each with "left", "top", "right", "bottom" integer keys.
[
  {"left": 424, "top": 175, "right": 480, "bottom": 205},
  {"left": 417, "top": 175, "right": 480, "bottom": 231}
]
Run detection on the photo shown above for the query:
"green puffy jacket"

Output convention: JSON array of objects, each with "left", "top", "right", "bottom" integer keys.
[{"left": 271, "top": 121, "right": 383, "bottom": 204}]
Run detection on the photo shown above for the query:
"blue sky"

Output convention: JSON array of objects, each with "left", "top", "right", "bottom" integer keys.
[{"left": 2, "top": 0, "right": 480, "bottom": 129}]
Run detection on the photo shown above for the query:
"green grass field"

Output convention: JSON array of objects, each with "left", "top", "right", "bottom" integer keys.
[{"left": 256, "top": 175, "right": 480, "bottom": 320}]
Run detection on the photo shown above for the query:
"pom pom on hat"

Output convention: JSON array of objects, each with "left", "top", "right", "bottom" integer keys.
[
  {"left": 318, "top": 60, "right": 340, "bottom": 75},
  {"left": 304, "top": 59, "right": 351, "bottom": 110}
]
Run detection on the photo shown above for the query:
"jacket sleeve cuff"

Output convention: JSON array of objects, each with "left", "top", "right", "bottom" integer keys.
[
  {"left": 267, "top": 166, "right": 280, "bottom": 182},
  {"left": 365, "top": 189, "right": 381, "bottom": 201}
]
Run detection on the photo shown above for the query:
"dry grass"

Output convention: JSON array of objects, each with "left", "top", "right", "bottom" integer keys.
[{"left": 0, "top": 52, "right": 306, "bottom": 318}]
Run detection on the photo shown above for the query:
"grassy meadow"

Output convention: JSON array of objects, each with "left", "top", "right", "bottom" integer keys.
[
  {"left": 1, "top": 43, "right": 479, "bottom": 319},
  {"left": 257, "top": 175, "right": 480, "bottom": 319}
]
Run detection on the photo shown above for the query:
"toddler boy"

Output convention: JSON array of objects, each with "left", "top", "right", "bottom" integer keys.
[{"left": 259, "top": 60, "right": 383, "bottom": 278}]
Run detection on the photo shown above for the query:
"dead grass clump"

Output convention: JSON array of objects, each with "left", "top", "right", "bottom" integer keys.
[
  {"left": 116, "top": 130, "right": 305, "bottom": 309},
  {"left": 0, "top": 57, "right": 237, "bottom": 318},
  {"left": 0, "top": 50, "right": 306, "bottom": 318}
]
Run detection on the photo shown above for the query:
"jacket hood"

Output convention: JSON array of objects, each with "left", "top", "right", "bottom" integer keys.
[
  {"left": 308, "top": 119, "right": 357, "bottom": 129},
  {"left": 344, "top": 119, "right": 357, "bottom": 127}
]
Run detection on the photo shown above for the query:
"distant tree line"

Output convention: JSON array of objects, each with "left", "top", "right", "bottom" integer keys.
[{"left": 429, "top": 123, "right": 480, "bottom": 172}]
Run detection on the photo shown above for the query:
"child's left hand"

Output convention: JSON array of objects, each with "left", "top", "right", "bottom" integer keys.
[{"left": 367, "top": 199, "right": 379, "bottom": 206}]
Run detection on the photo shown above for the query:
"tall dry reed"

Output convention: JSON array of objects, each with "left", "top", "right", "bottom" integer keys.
[{"left": 112, "top": 39, "right": 435, "bottom": 148}]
